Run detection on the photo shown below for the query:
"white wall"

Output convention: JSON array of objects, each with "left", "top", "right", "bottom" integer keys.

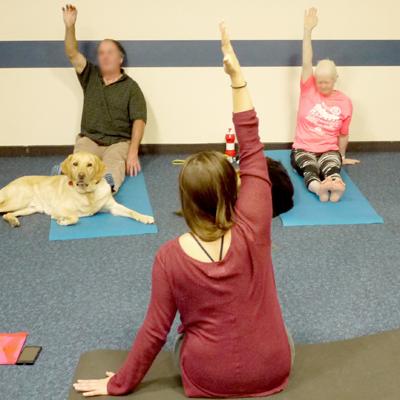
[{"left": 0, "top": 0, "right": 399, "bottom": 146}]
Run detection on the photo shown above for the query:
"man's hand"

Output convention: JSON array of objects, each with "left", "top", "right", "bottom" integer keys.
[
  {"left": 62, "top": 4, "right": 77, "bottom": 28},
  {"left": 342, "top": 158, "right": 360, "bottom": 165},
  {"left": 220, "top": 22, "right": 243, "bottom": 84},
  {"left": 126, "top": 149, "right": 141, "bottom": 176},
  {"left": 304, "top": 7, "right": 318, "bottom": 31},
  {"left": 73, "top": 371, "right": 114, "bottom": 397}
]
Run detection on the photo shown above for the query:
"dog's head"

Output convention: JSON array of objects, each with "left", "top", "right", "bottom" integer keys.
[{"left": 61, "top": 152, "right": 106, "bottom": 194}]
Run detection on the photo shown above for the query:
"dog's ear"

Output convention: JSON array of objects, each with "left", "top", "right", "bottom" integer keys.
[
  {"left": 93, "top": 155, "right": 107, "bottom": 183},
  {"left": 61, "top": 154, "right": 74, "bottom": 178}
]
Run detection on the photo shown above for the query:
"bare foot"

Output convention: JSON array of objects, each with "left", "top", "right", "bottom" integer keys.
[
  {"left": 329, "top": 177, "right": 346, "bottom": 202},
  {"left": 318, "top": 179, "right": 331, "bottom": 202}
]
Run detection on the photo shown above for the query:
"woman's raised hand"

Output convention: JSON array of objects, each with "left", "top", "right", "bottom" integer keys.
[
  {"left": 304, "top": 8, "right": 318, "bottom": 31},
  {"left": 220, "top": 22, "right": 243, "bottom": 84},
  {"left": 219, "top": 22, "right": 252, "bottom": 111}
]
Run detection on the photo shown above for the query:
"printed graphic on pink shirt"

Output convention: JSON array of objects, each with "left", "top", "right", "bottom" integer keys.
[{"left": 306, "top": 102, "right": 343, "bottom": 134}]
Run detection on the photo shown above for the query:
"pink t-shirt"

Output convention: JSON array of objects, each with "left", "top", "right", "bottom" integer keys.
[{"left": 293, "top": 75, "right": 353, "bottom": 153}]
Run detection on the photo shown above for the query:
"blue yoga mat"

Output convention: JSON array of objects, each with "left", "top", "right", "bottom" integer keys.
[
  {"left": 265, "top": 150, "right": 384, "bottom": 227},
  {"left": 49, "top": 173, "right": 158, "bottom": 240}
]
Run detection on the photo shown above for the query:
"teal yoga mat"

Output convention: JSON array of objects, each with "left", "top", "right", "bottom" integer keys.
[
  {"left": 265, "top": 150, "right": 383, "bottom": 227},
  {"left": 49, "top": 173, "right": 158, "bottom": 240}
]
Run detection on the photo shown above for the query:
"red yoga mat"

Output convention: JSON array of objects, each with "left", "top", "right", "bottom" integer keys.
[{"left": 0, "top": 332, "right": 28, "bottom": 365}]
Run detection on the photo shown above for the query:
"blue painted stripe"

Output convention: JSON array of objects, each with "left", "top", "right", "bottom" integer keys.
[{"left": 1, "top": 40, "right": 400, "bottom": 68}]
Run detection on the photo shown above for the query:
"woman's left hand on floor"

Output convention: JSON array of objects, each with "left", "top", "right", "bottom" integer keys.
[
  {"left": 73, "top": 371, "right": 115, "bottom": 397},
  {"left": 342, "top": 158, "right": 361, "bottom": 165}
]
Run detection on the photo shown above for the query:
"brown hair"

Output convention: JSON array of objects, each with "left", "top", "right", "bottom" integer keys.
[{"left": 179, "top": 151, "right": 238, "bottom": 242}]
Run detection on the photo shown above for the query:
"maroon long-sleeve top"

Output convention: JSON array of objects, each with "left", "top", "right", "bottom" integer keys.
[{"left": 108, "top": 109, "right": 292, "bottom": 398}]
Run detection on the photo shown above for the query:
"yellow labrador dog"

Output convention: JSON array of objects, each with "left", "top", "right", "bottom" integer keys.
[{"left": 0, "top": 152, "right": 154, "bottom": 227}]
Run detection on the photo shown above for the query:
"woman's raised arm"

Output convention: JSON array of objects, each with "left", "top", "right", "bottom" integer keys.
[
  {"left": 302, "top": 8, "right": 318, "bottom": 82},
  {"left": 220, "top": 23, "right": 272, "bottom": 233}
]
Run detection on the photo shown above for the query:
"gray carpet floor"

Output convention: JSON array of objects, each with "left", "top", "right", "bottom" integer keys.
[{"left": 0, "top": 152, "right": 399, "bottom": 400}]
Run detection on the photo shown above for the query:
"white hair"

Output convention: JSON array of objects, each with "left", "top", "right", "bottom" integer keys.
[{"left": 315, "top": 59, "right": 338, "bottom": 80}]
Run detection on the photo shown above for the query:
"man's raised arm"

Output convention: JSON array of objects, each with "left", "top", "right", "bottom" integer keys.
[{"left": 62, "top": 4, "right": 86, "bottom": 73}]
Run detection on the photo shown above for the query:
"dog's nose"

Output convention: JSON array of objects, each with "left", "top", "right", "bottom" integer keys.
[{"left": 78, "top": 173, "right": 85, "bottom": 180}]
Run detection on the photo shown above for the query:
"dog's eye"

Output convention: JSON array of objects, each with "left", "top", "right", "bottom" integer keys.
[
  {"left": 72, "top": 162, "right": 78, "bottom": 167},
  {"left": 87, "top": 163, "right": 93, "bottom": 167}
]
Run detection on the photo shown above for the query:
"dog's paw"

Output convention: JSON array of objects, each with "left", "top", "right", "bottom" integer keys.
[
  {"left": 137, "top": 214, "right": 155, "bottom": 225},
  {"left": 3, "top": 213, "right": 20, "bottom": 228},
  {"left": 56, "top": 216, "right": 79, "bottom": 226}
]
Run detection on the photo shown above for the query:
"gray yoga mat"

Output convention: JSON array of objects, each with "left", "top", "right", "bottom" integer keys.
[{"left": 69, "top": 328, "right": 400, "bottom": 400}]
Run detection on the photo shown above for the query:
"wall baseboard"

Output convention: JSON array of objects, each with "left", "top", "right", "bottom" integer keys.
[
  {"left": 140, "top": 142, "right": 293, "bottom": 154},
  {"left": 0, "top": 142, "right": 399, "bottom": 157},
  {"left": 0, "top": 145, "right": 74, "bottom": 157}
]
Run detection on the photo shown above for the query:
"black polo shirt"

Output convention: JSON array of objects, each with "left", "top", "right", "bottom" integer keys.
[{"left": 77, "top": 61, "right": 147, "bottom": 145}]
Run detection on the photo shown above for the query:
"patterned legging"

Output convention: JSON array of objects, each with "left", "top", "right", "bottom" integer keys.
[{"left": 291, "top": 149, "right": 342, "bottom": 188}]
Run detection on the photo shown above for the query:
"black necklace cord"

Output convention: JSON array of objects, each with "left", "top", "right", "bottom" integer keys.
[{"left": 190, "top": 233, "right": 225, "bottom": 262}]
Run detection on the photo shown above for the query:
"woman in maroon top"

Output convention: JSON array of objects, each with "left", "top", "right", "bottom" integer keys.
[{"left": 74, "top": 23, "right": 293, "bottom": 398}]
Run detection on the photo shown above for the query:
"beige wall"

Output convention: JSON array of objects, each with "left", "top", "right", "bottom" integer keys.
[
  {"left": 2, "top": 0, "right": 400, "bottom": 40},
  {"left": 0, "top": 0, "right": 399, "bottom": 146}
]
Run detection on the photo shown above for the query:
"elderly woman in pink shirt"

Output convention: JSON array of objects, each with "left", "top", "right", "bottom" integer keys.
[{"left": 291, "top": 8, "right": 359, "bottom": 202}]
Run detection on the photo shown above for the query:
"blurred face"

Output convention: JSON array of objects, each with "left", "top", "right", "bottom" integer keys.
[
  {"left": 315, "top": 74, "right": 336, "bottom": 96},
  {"left": 97, "top": 40, "right": 123, "bottom": 75}
]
